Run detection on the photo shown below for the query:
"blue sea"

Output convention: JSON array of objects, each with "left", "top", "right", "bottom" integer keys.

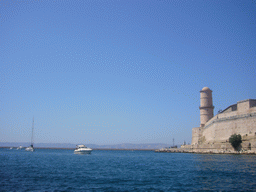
[{"left": 1, "top": 148, "right": 256, "bottom": 191}]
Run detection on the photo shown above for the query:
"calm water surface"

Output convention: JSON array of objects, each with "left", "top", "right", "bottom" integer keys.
[{"left": 0, "top": 148, "right": 256, "bottom": 191}]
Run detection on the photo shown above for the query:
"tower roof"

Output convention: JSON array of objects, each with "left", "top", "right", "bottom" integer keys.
[{"left": 201, "top": 87, "right": 211, "bottom": 91}]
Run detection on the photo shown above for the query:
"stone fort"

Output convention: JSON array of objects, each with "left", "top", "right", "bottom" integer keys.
[{"left": 187, "top": 87, "right": 256, "bottom": 153}]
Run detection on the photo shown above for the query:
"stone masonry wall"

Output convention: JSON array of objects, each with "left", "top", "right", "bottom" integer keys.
[
  {"left": 191, "top": 127, "right": 201, "bottom": 145},
  {"left": 202, "top": 104, "right": 256, "bottom": 143},
  {"left": 203, "top": 113, "right": 256, "bottom": 143}
]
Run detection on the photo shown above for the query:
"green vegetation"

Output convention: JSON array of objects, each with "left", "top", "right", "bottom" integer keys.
[{"left": 229, "top": 134, "right": 242, "bottom": 150}]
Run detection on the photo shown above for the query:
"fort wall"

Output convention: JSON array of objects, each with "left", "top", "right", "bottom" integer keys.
[
  {"left": 203, "top": 113, "right": 256, "bottom": 143},
  {"left": 201, "top": 100, "right": 256, "bottom": 143},
  {"left": 191, "top": 127, "right": 201, "bottom": 145}
]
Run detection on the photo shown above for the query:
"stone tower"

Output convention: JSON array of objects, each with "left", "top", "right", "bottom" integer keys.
[{"left": 199, "top": 87, "right": 214, "bottom": 127}]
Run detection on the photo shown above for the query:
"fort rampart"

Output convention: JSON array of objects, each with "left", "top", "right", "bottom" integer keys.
[
  {"left": 156, "top": 89, "right": 256, "bottom": 154},
  {"left": 190, "top": 89, "right": 256, "bottom": 153}
]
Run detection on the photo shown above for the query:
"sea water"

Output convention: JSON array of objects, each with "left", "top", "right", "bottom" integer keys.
[{"left": 0, "top": 148, "right": 256, "bottom": 191}]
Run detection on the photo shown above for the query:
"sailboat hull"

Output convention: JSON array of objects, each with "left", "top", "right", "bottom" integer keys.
[{"left": 25, "top": 147, "right": 34, "bottom": 152}]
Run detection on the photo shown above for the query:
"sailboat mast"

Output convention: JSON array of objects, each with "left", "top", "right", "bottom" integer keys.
[{"left": 31, "top": 117, "right": 34, "bottom": 146}]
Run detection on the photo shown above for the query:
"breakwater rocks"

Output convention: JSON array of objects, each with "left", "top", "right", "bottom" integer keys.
[{"left": 155, "top": 148, "right": 256, "bottom": 155}]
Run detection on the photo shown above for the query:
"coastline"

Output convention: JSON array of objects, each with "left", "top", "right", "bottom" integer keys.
[
  {"left": 3, "top": 146, "right": 256, "bottom": 154},
  {"left": 0, "top": 146, "right": 154, "bottom": 151},
  {"left": 155, "top": 148, "right": 256, "bottom": 155}
]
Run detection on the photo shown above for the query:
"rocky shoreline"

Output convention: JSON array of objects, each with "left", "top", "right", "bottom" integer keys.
[{"left": 155, "top": 148, "right": 256, "bottom": 155}]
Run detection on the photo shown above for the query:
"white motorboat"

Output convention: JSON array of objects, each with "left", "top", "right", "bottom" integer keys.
[
  {"left": 74, "top": 145, "right": 92, "bottom": 154},
  {"left": 17, "top": 146, "right": 22, "bottom": 150},
  {"left": 25, "top": 117, "right": 35, "bottom": 152}
]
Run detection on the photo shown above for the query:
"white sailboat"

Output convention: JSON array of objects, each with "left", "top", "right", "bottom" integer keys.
[
  {"left": 16, "top": 146, "right": 22, "bottom": 150},
  {"left": 25, "top": 117, "right": 35, "bottom": 152}
]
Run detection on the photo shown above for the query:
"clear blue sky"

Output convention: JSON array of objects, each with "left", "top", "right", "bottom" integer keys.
[{"left": 1, "top": 0, "right": 255, "bottom": 145}]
